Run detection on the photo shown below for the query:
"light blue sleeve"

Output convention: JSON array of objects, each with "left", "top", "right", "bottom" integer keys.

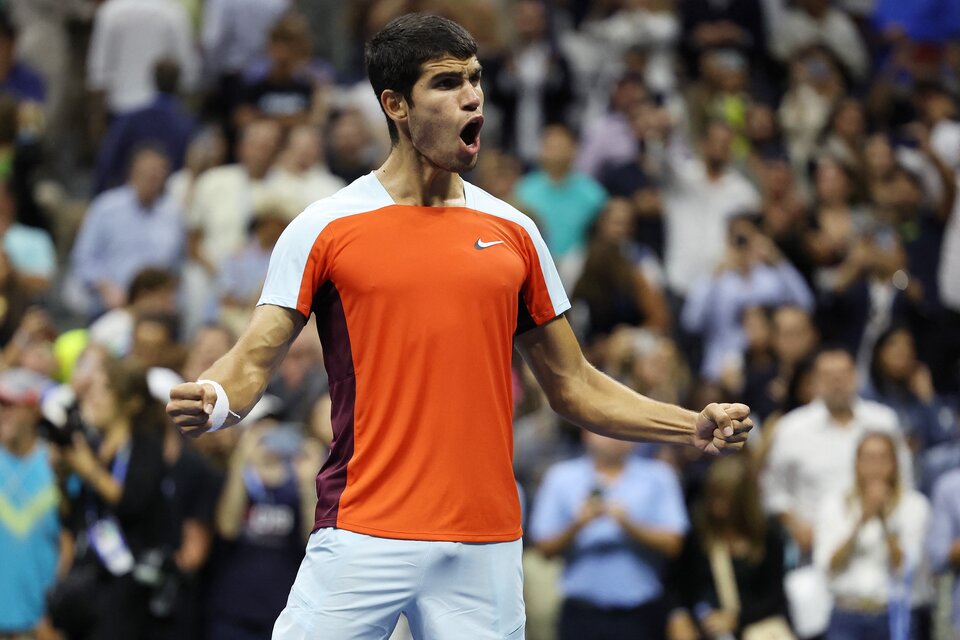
[
  {"left": 927, "top": 472, "right": 960, "bottom": 573},
  {"left": 648, "top": 464, "right": 690, "bottom": 534},
  {"left": 528, "top": 465, "right": 576, "bottom": 542},
  {"left": 68, "top": 199, "right": 108, "bottom": 287}
]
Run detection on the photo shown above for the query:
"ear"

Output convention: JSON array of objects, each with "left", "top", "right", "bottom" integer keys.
[{"left": 380, "top": 89, "right": 409, "bottom": 131}]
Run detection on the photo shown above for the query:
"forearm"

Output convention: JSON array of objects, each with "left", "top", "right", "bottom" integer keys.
[
  {"left": 536, "top": 521, "right": 586, "bottom": 558},
  {"left": 215, "top": 462, "right": 248, "bottom": 539},
  {"left": 557, "top": 365, "right": 696, "bottom": 444},
  {"left": 81, "top": 464, "right": 123, "bottom": 505},
  {"left": 828, "top": 527, "right": 860, "bottom": 575},
  {"left": 618, "top": 520, "right": 684, "bottom": 557}
]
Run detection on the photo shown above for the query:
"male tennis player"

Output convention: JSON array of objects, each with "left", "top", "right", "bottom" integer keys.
[{"left": 167, "top": 13, "right": 752, "bottom": 640}]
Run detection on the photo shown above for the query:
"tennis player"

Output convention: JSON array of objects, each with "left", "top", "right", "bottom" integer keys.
[{"left": 167, "top": 13, "right": 752, "bottom": 640}]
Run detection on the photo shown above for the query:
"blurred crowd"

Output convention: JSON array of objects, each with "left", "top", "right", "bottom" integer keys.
[{"left": 0, "top": 0, "right": 959, "bottom": 639}]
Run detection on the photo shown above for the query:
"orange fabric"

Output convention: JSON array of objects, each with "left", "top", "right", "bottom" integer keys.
[{"left": 298, "top": 205, "right": 558, "bottom": 542}]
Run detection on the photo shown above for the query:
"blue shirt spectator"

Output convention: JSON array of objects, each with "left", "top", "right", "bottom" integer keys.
[
  {"left": 873, "top": 0, "right": 960, "bottom": 43},
  {"left": 682, "top": 219, "right": 813, "bottom": 381},
  {"left": 529, "top": 438, "right": 689, "bottom": 609},
  {"left": 69, "top": 147, "right": 184, "bottom": 314},
  {"left": 927, "top": 469, "right": 960, "bottom": 634},
  {"left": 94, "top": 72, "right": 196, "bottom": 195},
  {"left": 0, "top": 61, "right": 44, "bottom": 103}
]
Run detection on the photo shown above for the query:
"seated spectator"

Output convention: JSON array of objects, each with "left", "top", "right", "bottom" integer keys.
[
  {"left": 515, "top": 124, "right": 608, "bottom": 285},
  {"left": 268, "top": 124, "right": 346, "bottom": 210},
  {"left": 68, "top": 146, "right": 185, "bottom": 316},
  {"left": 678, "top": 0, "right": 768, "bottom": 83},
  {"left": 572, "top": 197, "right": 669, "bottom": 343},
  {"left": 927, "top": 468, "right": 960, "bottom": 638},
  {"left": 265, "top": 324, "right": 329, "bottom": 433},
  {"left": 761, "top": 347, "right": 911, "bottom": 560},
  {"left": 234, "top": 13, "right": 317, "bottom": 131},
  {"left": 207, "top": 422, "right": 323, "bottom": 640},
  {"left": 682, "top": 215, "right": 813, "bottom": 382},
  {"left": 864, "top": 326, "right": 958, "bottom": 454},
  {"left": 576, "top": 74, "right": 649, "bottom": 178},
  {"left": 530, "top": 430, "right": 688, "bottom": 640},
  {"left": 129, "top": 313, "right": 182, "bottom": 370},
  {"left": 325, "top": 108, "right": 380, "bottom": 185},
  {"left": 93, "top": 59, "right": 197, "bottom": 195},
  {"left": 0, "top": 14, "right": 45, "bottom": 104},
  {"left": 779, "top": 48, "right": 846, "bottom": 174},
  {"left": 772, "top": 0, "right": 869, "bottom": 83},
  {"left": 218, "top": 194, "right": 295, "bottom": 336},
  {"left": 669, "top": 454, "right": 791, "bottom": 640},
  {"left": 0, "top": 369, "right": 59, "bottom": 639},
  {"left": 87, "top": 268, "right": 179, "bottom": 358},
  {"left": 814, "top": 432, "right": 933, "bottom": 639},
  {"left": 0, "top": 177, "right": 54, "bottom": 297}
]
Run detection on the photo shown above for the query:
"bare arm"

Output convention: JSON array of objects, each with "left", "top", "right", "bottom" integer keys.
[
  {"left": 167, "top": 305, "right": 306, "bottom": 437},
  {"left": 515, "top": 316, "right": 751, "bottom": 453}
]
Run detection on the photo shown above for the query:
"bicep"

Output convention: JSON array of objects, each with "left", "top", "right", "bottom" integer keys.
[{"left": 515, "top": 315, "right": 587, "bottom": 404}]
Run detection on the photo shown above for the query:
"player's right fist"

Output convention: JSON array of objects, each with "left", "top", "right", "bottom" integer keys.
[{"left": 166, "top": 382, "right": 217, "bottom": 438}]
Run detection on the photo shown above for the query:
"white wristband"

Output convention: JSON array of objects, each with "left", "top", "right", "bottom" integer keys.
[{"left": 196, "top": 379, "right": 236, "bottom": 432}]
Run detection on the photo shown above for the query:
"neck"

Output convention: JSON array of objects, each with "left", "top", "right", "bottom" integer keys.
[
  {"left": 7, "top": 430, "right": 37, "bottom": 457},
  {"left": 375, "top": 145, "right": 465, "bottom": 207},
  {"left": 594, "top": 458, "right": 626, "bottom": 475},
  {"left": 245, "top": 164, "right": 269, "bottom": 181},
  {"left": 828, "top": 405, "right": 854, "bottom": 424},
  {"left": 100, "top": 422, "right": 131, "bottom": 460},
  {"left": 705, "top": 161, "right": 726, "bottom": 180},
  {"left": 545, "top": 166, "right": 569, "bottom": 183}
]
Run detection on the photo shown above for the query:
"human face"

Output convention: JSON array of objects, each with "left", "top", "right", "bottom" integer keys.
[
  {"left": 877, "top": 330, "right": 915, "bottom": 382},
  {"left": 80, "top": 369, "right": 122, "bottom": 432},
  {"left": 856, "top": 434, "right": 897, "bottom": 486},
  {"left": 773, "top": 307, "right": 815, "bottom": 365},
  {"left": 0, "top": 403, "right": 39, "bottom": 450},
  {"left": 406, "top": 56, "right": 484, "bottom": 173},
  {"left": 130, "top": 151, "right": 170, "bottom": 205},
  {"left": 815, "top": 351, "right": 858, "bottom": 412}
]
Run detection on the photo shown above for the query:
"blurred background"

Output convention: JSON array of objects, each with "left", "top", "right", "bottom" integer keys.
[{"left": 0, "top": 0, "right": 959, "bottom": 639}]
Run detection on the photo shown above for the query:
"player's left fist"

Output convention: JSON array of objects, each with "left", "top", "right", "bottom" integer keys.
[{"left": 693, "top": 402, "right": 752, "bottom": 455}]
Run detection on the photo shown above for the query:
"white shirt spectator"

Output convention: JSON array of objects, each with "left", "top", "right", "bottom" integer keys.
[
  {"left": 87, "top": 0, "right": 199, "bottom": 113},
  {"left": 761, "top": 399, "right": 911, "bottom": 526},
  {"left": 268, "top": 166, "right": 345, "bottom": 213},
  {"left": 201, "top": 0, "right": 290, "bottom": 77},
  {"left": 188, "top": 165, "right": 273, "bottom": 269},
  {"left": 663, "top": 159, "right": 760, "bottom": 295},
  {"left": 940, "top": 179, "right": 960, "bottom": 313},
  {"left": 814, "top": 490, "right": 931, "bottom": 605},
  {"left": 771, "top": 7, "right": 869, "bottom": 81}
]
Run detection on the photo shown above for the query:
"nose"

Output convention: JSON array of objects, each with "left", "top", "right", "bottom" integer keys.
[{"left": 462, "top": 83, "right": 481, "bottom": 112}]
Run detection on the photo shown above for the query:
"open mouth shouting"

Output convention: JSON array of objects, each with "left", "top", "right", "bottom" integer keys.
[{"left": 459, "top": 115, "right": 484, "bottom": 154}]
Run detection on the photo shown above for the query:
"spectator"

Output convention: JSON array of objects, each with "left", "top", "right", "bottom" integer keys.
[
  {"left": 234, "top": 13, "right": 318, "bottom": 131},
  {"left": 201, "top": 0, "right": 291, "bottom": 134},
  {"left": 49, "top": 358, "right": 173, "bottom": 639},
  {"left": 94, "top": 59, "right": 197, "bottom": 195},
  {"left": 264, "top": 326, "right": 329, "bottom": 432},
  {"left": 86, "top": 0, "right": 199, "bottom": 135},
  {"left": 761, "top": 347, "right": 912, "bottom": 559},
  {"left": 814, "top": 432, "right": 933, "bottom": 639},
  {"left": 268, "top": 124, "right": 346, "bottom": 210},
  {"left": 217, "top": 194, "right": 294, "bottom": 336},
  {"left": 325, "top": 108, "right": 381, "bottom": 185},
  {"left": 669, "top": 454, "right": 791, "bottom": 640},
  {"left": 484, "top": 0, "right": 575, "bottom": 164},
  {"left": 68, "top": 146, "right": 185, "bottom": 316},
  {"left": 0, "top": 177, "right": 55, "bottom": 297},
  {"left": 660, "top": 120, "right": 761, "bottom": 296},
  {"left": 679, "top": 0, "right": 768, "bottom": 81},
  {"left": 571, "top": 197, "right": 670, "bottom": 343},
  {"left": 864, "top": 326, "right": 958, "bottom": 455},
  {"left": 0, "top": 14, "right": 45, "bottom": 105},
  {"left": 87, "top": 267, "right": 179, "bottom": 358},
  {"left": 129, "top": 313, "right": 182, "bottom": 370},
  {"left": 207, "top": 422, "right": 323, "bottom": 640},
  {"left": 0, "top": 249, "right": 30, "bottom": 349},
  {"left": 530, "top": 430, "right": 688, "bottom": 640},
  {"left": 576, "top": 74, "right": 649, "bottom": 178},
  {"left": 772, "top": 0, "right": 870, "bottom": 83},
  {"left": 0, "top": 369, "right": 59, "bottom": 639},
  {"left": 927, "top": 468, "right": 960, "bottom": 638},
  {"left": 515, "top": 124, "right": 607, "bottom": 284},
  {"left": 682, "top": 215, "right": 813, "bottom": 382}
]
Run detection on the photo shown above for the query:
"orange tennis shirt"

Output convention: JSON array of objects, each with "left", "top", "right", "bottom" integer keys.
[{"left": 258, "top": 173, "right": 570, "bottom": 542}]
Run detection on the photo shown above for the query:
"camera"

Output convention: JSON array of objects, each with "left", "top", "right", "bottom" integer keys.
[{"left": 37, "top": 384, "right": 83, "bottom": 447}]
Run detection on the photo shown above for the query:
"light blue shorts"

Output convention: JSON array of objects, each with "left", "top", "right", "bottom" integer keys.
[{"left": 272, "top": 528, "right": 525, "bottom": 640}]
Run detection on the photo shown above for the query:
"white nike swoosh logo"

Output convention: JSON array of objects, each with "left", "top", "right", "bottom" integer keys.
[{"left": 475, "top": 239, "right": 504, "bottom": 249}]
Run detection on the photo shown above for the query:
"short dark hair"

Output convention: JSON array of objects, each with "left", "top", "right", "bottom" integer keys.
[
  {"left": 365, "top": 13, "right": 477, "bottom": 144},
  {"left": 127, "top": 268, "right": 176, "bottom": 304}
]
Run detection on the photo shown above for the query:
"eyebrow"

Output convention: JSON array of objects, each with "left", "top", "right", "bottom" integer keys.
[{"left": 429, "top": 66, "right": 483, "bottom": 84}]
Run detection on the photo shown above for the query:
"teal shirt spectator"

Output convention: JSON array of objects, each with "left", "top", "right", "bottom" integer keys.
[
  {"left": 515, "top": 171, "right": 607, "bottom": 258},
  {"left": 0, "top": 443, "right": 60, "bottom": 633},
  {"left": 3, "top": 223, "right": 56, "bottom": 280}
]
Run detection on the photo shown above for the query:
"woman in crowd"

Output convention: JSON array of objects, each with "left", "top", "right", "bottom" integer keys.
[{"left": 814, "top": 432, "right": 933, "bottom": 640}]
